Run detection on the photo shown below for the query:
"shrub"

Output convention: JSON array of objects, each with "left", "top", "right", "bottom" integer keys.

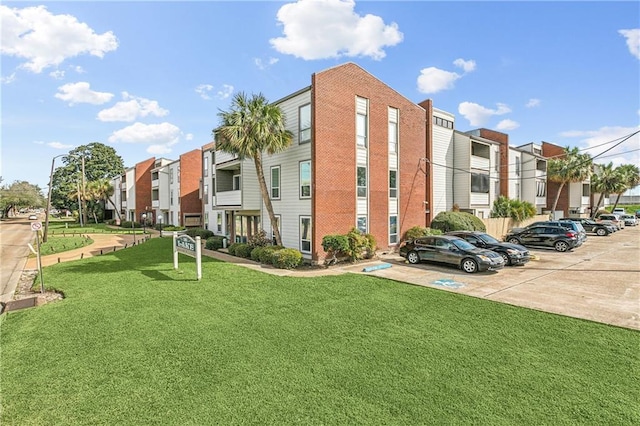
[
  {"left": 234, "top": 243, "right": 253, "bottom": 259},
  {"left": 271, "top": 248, "right": 302, "bottom": 270},
  {"left": 205, "top": 236, "right": 225, "bottom": 251},
  {"left": 403, "top": 226, "right": 442, "bottom": 241},
  {"left": 185, "top": 228, "right": 214, "bottom": 240},
  {"left": 491, "top": 196, "right": 536, "bottom": 222},
  {"left": 430, "top": 211, "right": 486, "bottom": 233},
  {"left": 259, "top": 245, "right": 284, "bottom": 265},
  {"left": 227, "top": 242, "right": 239, "bottom": 256},
  {"left": 250, "top": 246, "right": 265, "bottom": 262},
  {"left": 163, "top": 226, "right": 185, "bottom": 232},
  {"left": 321, "top": 234, "right": 349, "bottom": 261},
  {"left": 345, "top": 227, "right": 375, "bottom": 262},
  {"left": 247, "top": 230, "right": 270, "bottom": 249},
  {"left": 119, "top": 220, "right": 141, "bottom": 229}
]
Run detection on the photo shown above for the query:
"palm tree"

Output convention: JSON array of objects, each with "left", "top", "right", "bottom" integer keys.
[
  {"left": 88, "top": 178, "right": 121, "bottom": 222},
  {"left": 214, "top": 92, "right": 293, "bottom": 246},
  {"left": 610, "top": 164, "right": 640, "bottom": 212},
  {"left": 546, "top": 147, "right": 592, "bottom": 219},
  {"left": 590, "top": 162, "right": 624, "bottom": 218}
]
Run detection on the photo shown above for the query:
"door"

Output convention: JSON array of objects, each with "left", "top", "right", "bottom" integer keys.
[{"left": 434, "top": 239, "right": 460, "bottom": 266}]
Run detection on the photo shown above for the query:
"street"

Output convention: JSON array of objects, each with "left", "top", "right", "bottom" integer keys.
[{"left": 0, "top": 216, "right": 37, "bottom": 303}]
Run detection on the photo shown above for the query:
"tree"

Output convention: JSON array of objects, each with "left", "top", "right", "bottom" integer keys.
[
  {"left": 490, "top": 196, "right": 536, "bottom": 222},
  {"left": 0, "top": 180, "right": 45, "bottom": 218},
  {"left": 85, "top": 178, "right": 120, "bottom": 223},
  {"left": 213, "top": 92, "right": 293, "bottom": 246},
  {"left": 51, "top": 143, "right": 125, "bottom": 224},
  {"left": 546, "top": 147, "right": 592, "bottom": 218},
  {"left": 610, "top": 164, "right": 640, "bottom": 212},
  {"left": 590, "top": 162, "right": 624, "bottom": 218}
]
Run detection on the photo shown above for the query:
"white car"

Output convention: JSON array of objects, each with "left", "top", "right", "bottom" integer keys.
[
  {"left": 620, "top": 214, "right": 637, "bottom": 226},
  {"left": 28, "top": 214, "right": 38, "bottom": 220}
]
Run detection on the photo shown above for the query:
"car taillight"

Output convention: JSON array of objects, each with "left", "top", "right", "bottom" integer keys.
[{"left": 566, "top": 231, "right": 576, "bottom": 238}]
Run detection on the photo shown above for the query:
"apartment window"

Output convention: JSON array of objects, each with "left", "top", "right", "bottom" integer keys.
[
  {"left": 357, "top": 216, "right": 367, "bottom": 233},
  {"left": 582, "top": 183, "right": 590, "bottom": 197},
  {"left": 433, "top": 116, "right": 454, "bottom": 129},
  {"left": 389, "top": 170, "right": 397, "bottom": 198},
  {"left": 152, "top": 189, "right": 159, "bottom": 201},
  {"left": 536, "top": 180, "right": 546, "bottom": 197},
  {"left": 389, "top": 215, "right": 398, "bottom": 244},
  {"left": 300, "top": 216, "right": 311, "bottom": 253},
  {"left": 121, "top": 191, "right": 127, "bottom": 202},
  {"left": 170, "top": 190, "right": 174, "bottom": 206},
  {"left": 533, "top": 147, "right": 542, "bottom": 155},
  {"left": 471, "top": 142, "right": 490, "bottom": 159},
  {"left": 178, "top": 188, "right": 181, "bottom": 205},
  {"left": 356, "top": 113, "right": 367, "bottom": 147},
  {"left": 357, "top": 167, "right": 367, "bottom": 198},
  {"left": 203, "top": 184, "right": 209, "bottom": 204},
  {"left": 204, "top": 156, "right": 209, "bottom": 177},
  {"left": 211, "top": 177, "right": 216, "bottom": 196},
  {"left": 233, "top": 175, "right": 241, "bottom": 191},
  {"left": 169, "top": 168, "right": 173, "bottom": 184},
  {"left": 388, "top": 107, "right": 398, "bottom": 153},
  {"left": 271, "top": 215, "right": 281, "bottom": 245},
  {"left": 271, "top": 166, "right": 280, "bottom": 199},
  {"left": 299, "top": 104, "right": 311, "bottom": 144},
  {"left": 204, "top": 212, "right": 209, "bottom": 228},
  {"left": 217, "top": 212, "right": 222, "bottom": 233},
  {"left": 514, "top": 183, "right": 520, "bottom": 200},
  {"left": 471, "top": 172, "right": 490, "bottom": 193},
  {"left": 536, "top": 159, "right": 546, "bottom": 172},
  {"left": 300, "top": 161, "right": 311, "bottom": 198},
  {"left": 515, "top": 157, "right": 521, "bottom": 176},
  {"left": 177, "top": 166, "right": 181, "bottom": 182}
]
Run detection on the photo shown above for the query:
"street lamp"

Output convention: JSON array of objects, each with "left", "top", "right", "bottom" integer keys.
[
  {"left": 141, "top": 213, "right": 147, "bottom": 237},
  {"left": 44, "top": 153, "right": 84, "bottom": 242}
]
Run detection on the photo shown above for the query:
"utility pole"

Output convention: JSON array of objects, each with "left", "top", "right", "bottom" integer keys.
[{"left": 81, "top": 154, "right": 87, "bottom": 227}]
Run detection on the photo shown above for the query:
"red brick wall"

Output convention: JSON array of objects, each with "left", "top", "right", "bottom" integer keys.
[
  {"left": 312, "top": 63, "right": 427, "bottom": 260},
  {"left": 179, "top": 149, "right": 203, "bottom": 225},
  {"left": 477, "top": 129, "right": 509, "bottom": 197},
  {"left": 135, "top": 157, "right": 155, "bottom": 221},
  {"left": 542, "top": 142, "right": 569, "bottom": 216}
]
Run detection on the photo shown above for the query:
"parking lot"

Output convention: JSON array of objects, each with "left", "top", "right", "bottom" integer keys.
[{"left": 365, "top": 225, "right": 640, "bottom": 330}]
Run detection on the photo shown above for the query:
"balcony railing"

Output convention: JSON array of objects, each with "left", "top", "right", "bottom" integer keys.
[{"left": 215, "top": 190, "right": 241, "bottom": 206}]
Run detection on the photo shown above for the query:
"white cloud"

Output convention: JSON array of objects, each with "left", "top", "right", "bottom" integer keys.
[
  {"left": 458, "top": 102, "right": 511, "bottom": 126},
  {"left": 195, "top": 84, "right": 213, "bottom": 100},
  {"left": 54, "top": 82, "right": 113, "bottom": 105},
  {"left": 217, "top": 84, "right": 234, "bottom": 100},
  {"left": 559, "top": 126, "right": 640, "bottom": 168},
  {"left": 49, "top": 69, "right": 65, "bottom": 79},
  {"left": 147, "top": 143, "right": 177, "bottom": 155},
  {"left": 496, "top": 119, "right": 520, "bottom": 131},
  {"left": 619, "top": 28, "right": 640, "bottom": 60},
  {"left": 0, "top": 5, "right": 118, "bottom": 73},
  {"left": 73, "top": 65, "right": 85, "bottom": 74},
  {"left": 417, "top": 67, "right": 460, "bottom": 94},
  {"left": 185, "top": 133, "right": 194, "bottom": 141},
  {"left": 97, "top": 92, "right": 169, "bottom": 122},
  {"left": 270, "top": 0, "right": 403, "bottom": 60},
  {"left": 48, "top": 141, "right": 74, "bottom": 149},
  {"left": 417, "top": 58, "right": 476, "bottom": 94},
  {"left": 255, "top": 57, "right": 279, "bottom": 70},
  {"left": 525, "top": 98, "right": 541, "bottom": 108},
  {"left": 1, "top": 72, "right": 17, "bottom": 84},
  {"left": 108, "top": 122, "right": 181, "bottom": 147},
  {"left": 453, "top": 58, "right": 476, "bottom": 73},
  {"left": 33, "top": 140, "right": 44, "bottom": 145}
]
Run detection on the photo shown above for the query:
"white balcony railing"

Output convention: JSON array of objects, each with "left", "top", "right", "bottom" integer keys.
[
  {"left": 151, "top": 179, "right": 159, "bottom": 188},
  {"left": 152, "top": 200, "right": 159, "bottom": 208},
  {"left": 121, "top": 201, "right": 127, "bottom": 208},
  {"left": 215, "top": 190, "right": 241, "bottom": 206},
  {"left": 535, "top": 197, "right": 546, "bottom": 206}
]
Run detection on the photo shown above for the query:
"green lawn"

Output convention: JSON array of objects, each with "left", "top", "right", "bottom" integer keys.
[
  {"left": 37, "top": 234, "right": 94, "bottom": 256},
  {"left": 1, "top": 238, "right": 638, "bottom": 425},
  {"left": 47, "top": 222, "right": 145, "bottom": 235}
]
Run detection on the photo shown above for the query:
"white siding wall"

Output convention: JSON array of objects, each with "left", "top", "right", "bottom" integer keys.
[
  {"left": 431, "top": 109, "right": 455, "bottom": 216},
  {"left": 125, "top": 168, "right": 136, "bottom": 220},
  {"left": 261, "top": 90, "right": 313, "bottom": 254},
  {"left": 452, "top": 132, "right": 471, "bottom": 209},
  {"left": 202, "top": 150, "right": 215, "bottom": 230},
  {"left": 509, "top": 148, "right": 521, "bottom": 199},
  {"left": 240, "top": 159, "right": 261, "bottom": 210},
  {"left": 168, "top": 162, "right": 180, "bottom": 225}
]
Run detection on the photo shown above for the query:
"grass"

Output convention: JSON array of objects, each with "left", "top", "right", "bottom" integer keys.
[
  {"left": 47, "top": 221, "right": 145, "bottom": 235},
  {"left": 37, "top": 235, "right": 94, "bottom": 256},
  {"left": 606, "top": 204, "right": 640, "bottom": 214},
  {"left": 1, "top": 238, "right": 638, "bottom": 425}
]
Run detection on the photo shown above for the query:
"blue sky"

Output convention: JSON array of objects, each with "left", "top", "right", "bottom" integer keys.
[{"left": 2, "top": 0, "right": 639, "bottom": 194}]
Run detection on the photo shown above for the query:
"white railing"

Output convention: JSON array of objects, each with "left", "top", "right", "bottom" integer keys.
[{"left": 215, "top": 190, "right": 241, "bottom": 206}]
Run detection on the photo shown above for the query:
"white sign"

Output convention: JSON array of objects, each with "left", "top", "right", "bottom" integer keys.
[
  {"left": 173, "top": 232, "right": 202, "bottom": 280},
  {"left": 31, "top": 221, "right": 42, "bottom": 232}
]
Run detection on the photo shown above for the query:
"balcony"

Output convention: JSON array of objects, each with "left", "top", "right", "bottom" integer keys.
[
  {"left": 535, "top": 197, "right": 546, "bottom": 206},
  {"left": 152, "top": 200, "right": 159, "bottom": 208},
  {"left": 216, "top": 190, "right": 241, "bottom": 206},
  {"left": 152, "top": 178, "right": 159, "bottom": 188},
  {"left": 121, "top": 200, "right": 127, "bottom": 208}
]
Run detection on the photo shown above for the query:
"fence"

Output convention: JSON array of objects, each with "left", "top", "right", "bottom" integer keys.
[{"left": 482, "top": 214, "right": 549, "bottom": 239}]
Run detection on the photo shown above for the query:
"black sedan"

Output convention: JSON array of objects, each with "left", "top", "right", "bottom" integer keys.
[
  {"left": 445, "top": 231, "right": 530, "bottom": 266},
  {"left": 504, "top": 225, "right": 580, "bottom": 252},
  {"left": 399, "top": 235, "right": 505, "bottom": 273},
  {"left": 559, "top": 218, "right": 613, "bottom": 236}
]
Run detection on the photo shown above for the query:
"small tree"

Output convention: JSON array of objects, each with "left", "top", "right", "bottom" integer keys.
[{"left": 490, "top": 196, "right": 536, "bottom": 222}]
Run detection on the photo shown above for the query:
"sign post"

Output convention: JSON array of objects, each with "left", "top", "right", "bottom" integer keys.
[
  {"left": 30, "top": 221, "right": 45, "bottom": 293},
  {"left": 173, "top": 232, "right": 202, "bottom": 280}
]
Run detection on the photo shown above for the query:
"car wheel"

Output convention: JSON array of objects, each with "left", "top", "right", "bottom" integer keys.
[
  {"left": 406, "top": 251, "right": 420, "bottom": 264},
  {"left": 507, "top": 237, "right": 521, "bottom": 245},
  {"left": 554, "top": 240, "right": 569, "bottom": 252},
  {"left": 500, "top": 252, "right": 511, "bottom": 266},
  {"left": 595, "top": 228, "right": 607, "bottom": 236},
  {"left": 461, "top": 258, "right": 478, "bottom": 273}
]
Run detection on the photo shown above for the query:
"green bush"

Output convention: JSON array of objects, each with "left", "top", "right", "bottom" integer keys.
[
  {"left": 491, "top": 196, "right": 536, "bottom": 222},
  {"left": 403, "top": 226, "right": 442, "bottom": 241},
  {"left": 251, "top": 246, "right": 266, "bottom": 262},
  {"left": 234, "top": 243, "right": 252, "bottom": 259},
  {"left": 271, "top": 248, "right": 303, "bottom": 270},
  {"left": 163, "top": 226, "right": 185, "bottom": 232},
  {"left": 205, "top": 236, "right": 225, "bottom": 251},
  {"left": 345, "top": 227, "right": 376, "bottom": 262},
  {"left": 321, "top": 234, "right": 349, "bottom": 259},
  {"left": 247, "top": 230, "right": 270, "bottom": 249},
  {"left": 119, "top": 220, "right": 141, "bottom": 229},
  {"left": 430, "top": 211, "right": 486, "bottom": 233},
  {"left": 227, "top": 242, "right": 239, "bottom": 256},
  {"left": 259, "top": 246, "right": 284, "bottom": 265},
  {"left": 185, "top": 228, "right": 214, "bottom": 240}
]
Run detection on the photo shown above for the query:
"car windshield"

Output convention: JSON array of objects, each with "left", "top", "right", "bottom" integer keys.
[
  {"left": 451, "top": 239, "right": 476, "bottom": 251},
  {"left": 478, "top": 233, "right": 500, "bottom": 244}
]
